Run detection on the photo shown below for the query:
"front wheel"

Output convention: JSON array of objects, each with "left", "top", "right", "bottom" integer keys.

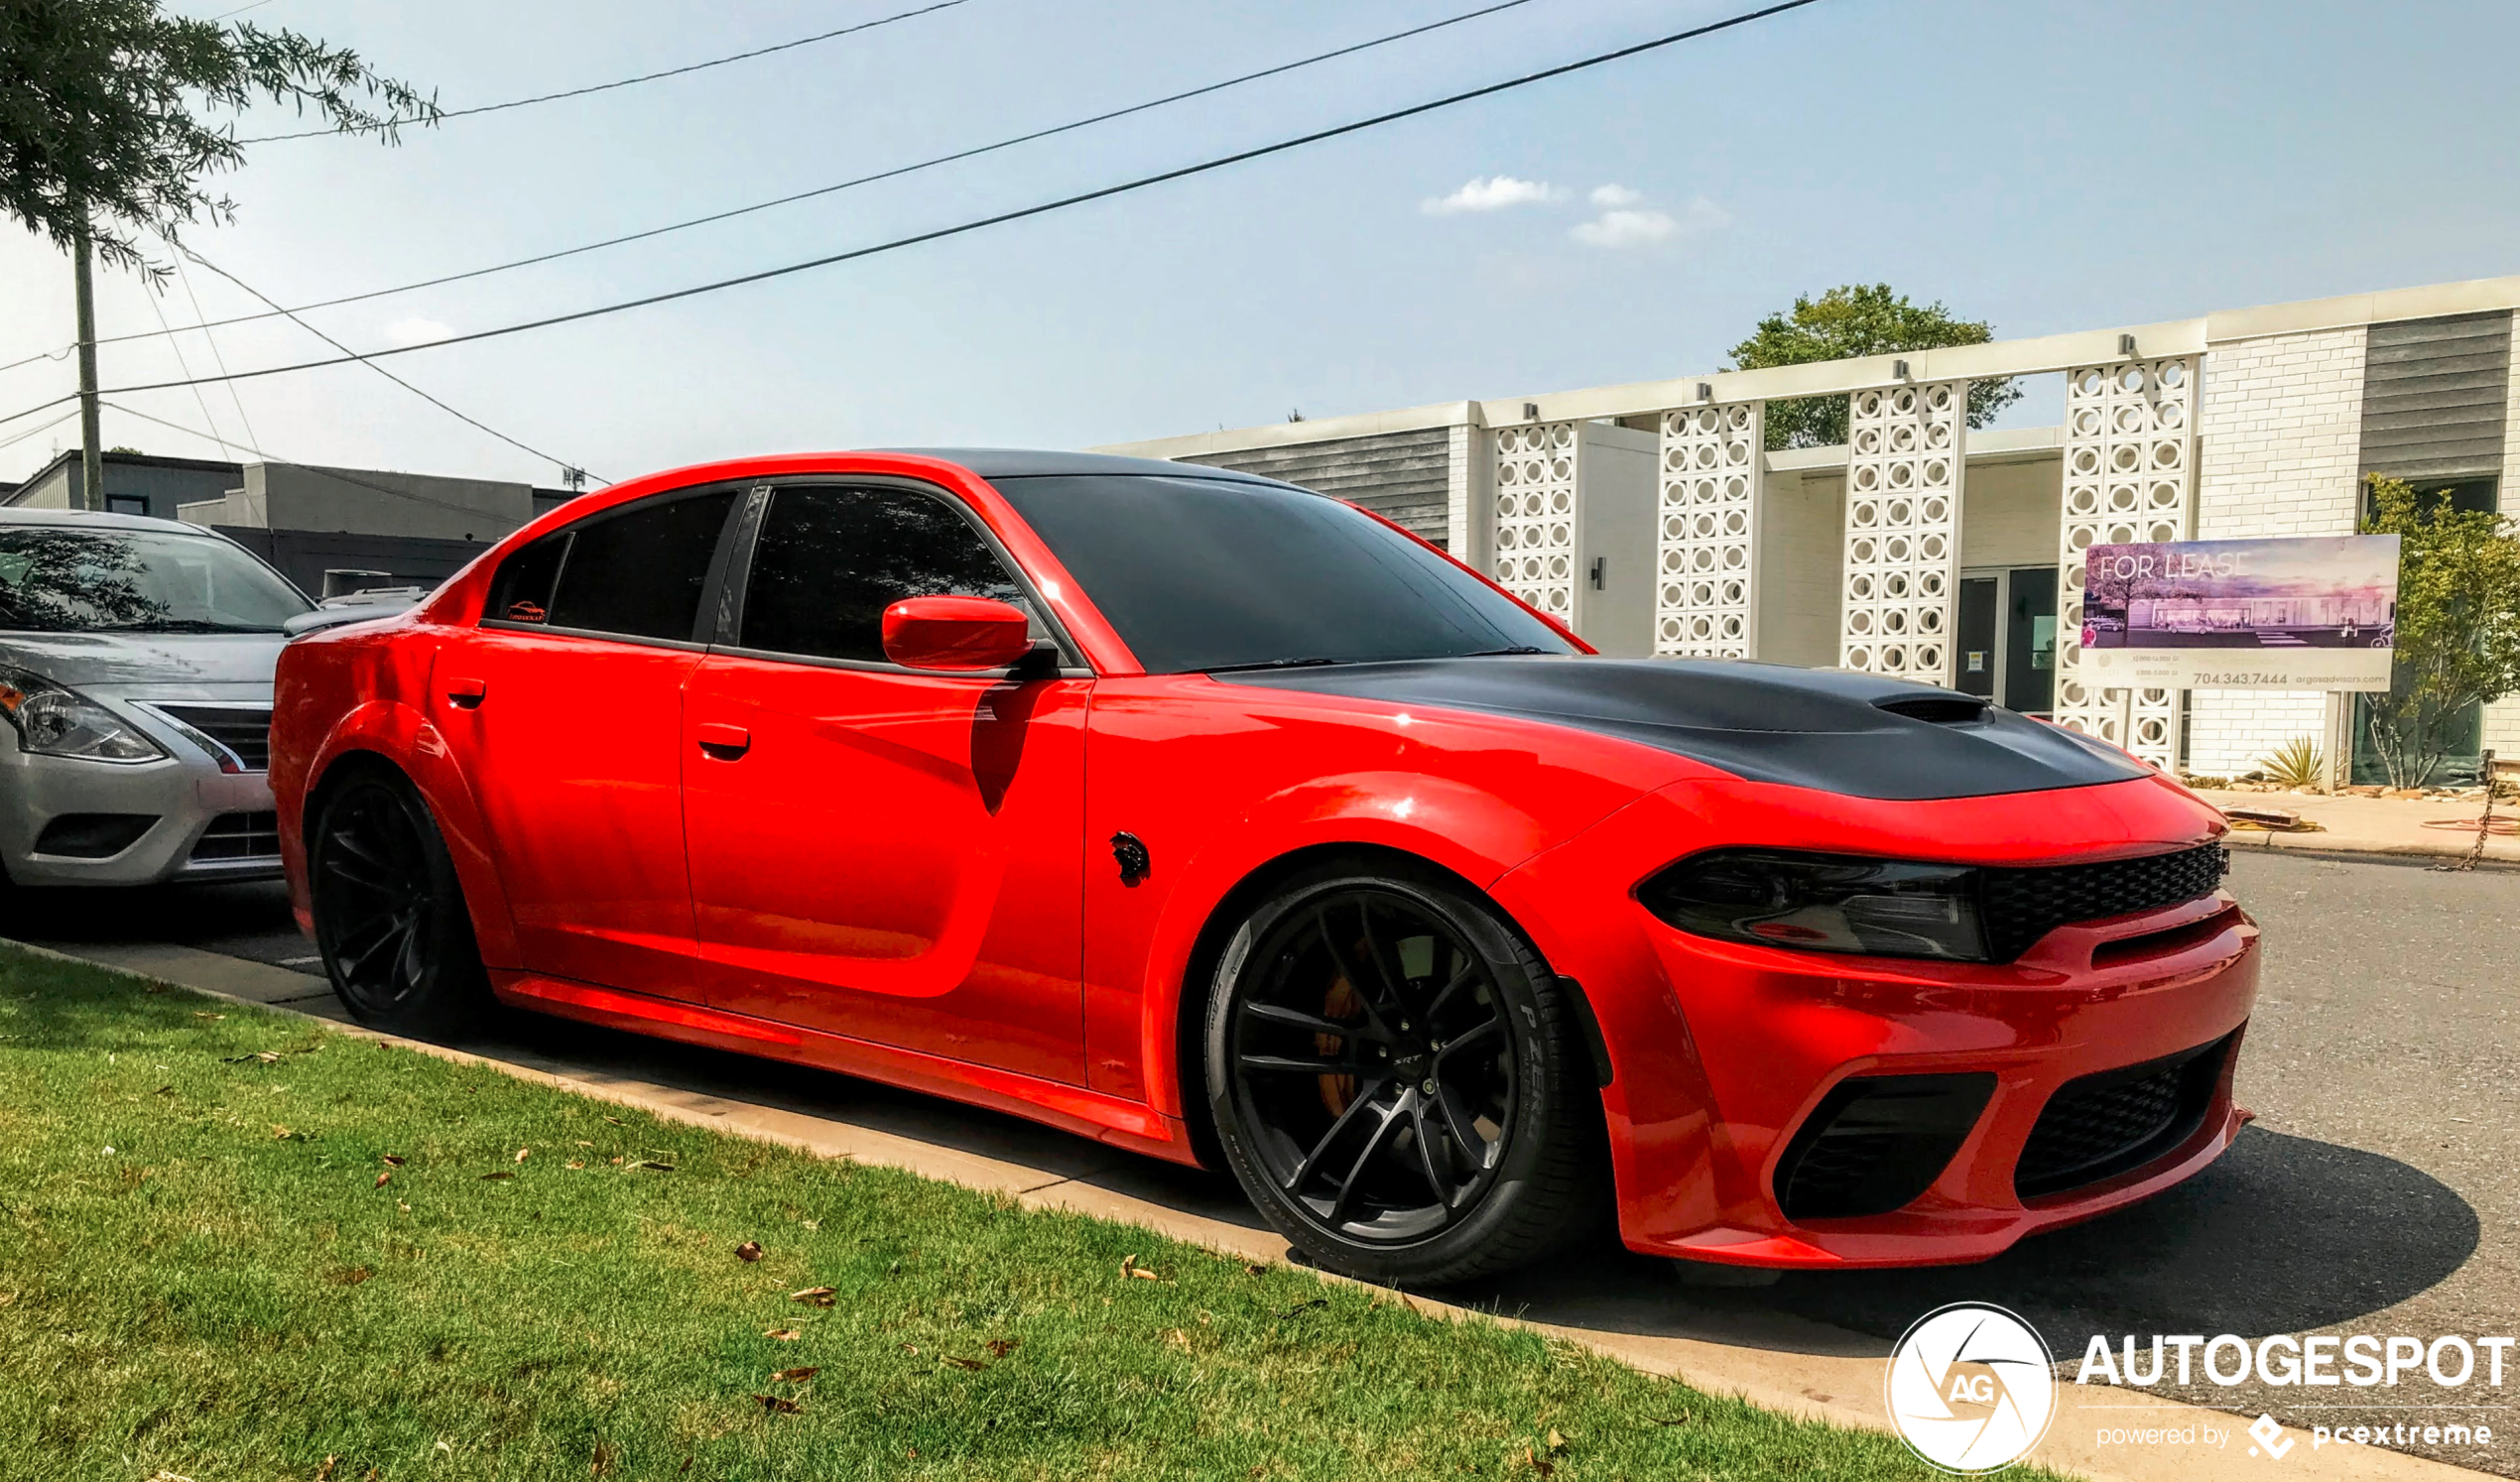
[
  {"left": 309, "top": 766, "right": 490, "bottom": 1037},
  {"left": 1203, "top": 863, "right": 1603, "bottom": 1287}
]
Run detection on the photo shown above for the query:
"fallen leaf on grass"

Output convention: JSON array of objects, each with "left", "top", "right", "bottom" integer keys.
[
  {"left": 770, "top": 1366, "right": 819, "bottom": 1383},
  {"left": 380, "top": 1154, "right": 405, "bottom": 1167},
  {"left": 192, "top": 1012, "right": 224, "bottom": 1020},
  {"left": 326, "top": 1266, "right": 373, "bottom": 1287},
  {"left": 734, "top": 1241, "right": 763, "bottom": 1263},
  {"left": 789, "top": 1287, "right": 836, "bottom": 1306},
  {"left": 1243, "top": 1263, "right": 1267, "bottom": 1277},
  {"left": 480, "top": 1172, "right": 514, "bottom": 1181},
  {"left": 603, "top": 1116, "right": 626, "bottom": 1126},
  {"left": 315, "top": 1456, "right": 338, "bottom": 1481},
  {"left": 632, "top": 1161, "right": 676, "bottom": 1172},
  {"left": 1119, "top": 1255, "right": 1161, "bottom": 1282},
  {"left": 1164, "top": 1328, "right": 1194, "bottom": 1352},
  {"left": 750, "top": 1394, "right": 802, "bottom": 1415},
  {"left": 373, "top": 1173, "right": 391, "bottom": 1188},
  {"left": 590, "top": 1437, "right": 619, "bottom": 1477},
  {"left": 609, "top": 1156, "right": 624, "bottom": 1166},
  {"left": 1546, "top": 1427, "right": 1567, "bottom": 1451},
  {"left": 152, "top": 1085, "right": 175, "bottom": 1096},
  {"left": 567, "top": 1161, "right": 585, "bottom": 1170},
  {"left": 897, "top": 1343, "right": 919, "bottom": 1356},
  {"left": 574, "top": 1140, "right": 593, "bottom": 1148},
  {"left": 985, "top": 1338, "right": 1019, "bottom": 1358},
  {"left": 514, "top": 1147, "right": 531, "bottom": 1164},
  {"left": 1276, "top": 1298, "right": 1326, "bottom": 1319},
  {"left": 147, "top": 1471, "right": 196, "bottom": 1482},
  {"left": 941, "top": 1355, "right": 988, "bottom": 1371},
  {"left": 224, "top": 1050, "right": 282, "bottom": 1064},
  {"left": 763, "top": 1328, "right": 802, "bottom": 1341},
  {"left": 1524, "top": 1446, "right": 1554, "bottom": 1477},
  {"left": 272, "top": 1125, "right": 293, "bottom": 1140}
]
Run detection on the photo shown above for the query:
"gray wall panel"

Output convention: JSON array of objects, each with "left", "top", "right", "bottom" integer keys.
[
  {"left": 1178, "top": 428, "right": 1455, "bottom": 548},
  {"left": 2359, "top": 310, "right": 2512, "bottom": 482}
]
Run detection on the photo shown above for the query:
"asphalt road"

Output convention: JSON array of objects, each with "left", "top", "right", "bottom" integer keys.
[{"left": 9, "top": 849, "right": 2515, "bottom": 1474}]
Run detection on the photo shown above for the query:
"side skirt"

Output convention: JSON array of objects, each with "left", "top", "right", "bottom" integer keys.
[{"left": 490, "top": 971, "right": 1197, "bottom": 1166}]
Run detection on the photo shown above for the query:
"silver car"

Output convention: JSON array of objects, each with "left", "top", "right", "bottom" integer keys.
[{"left": 0, "top": 509, "right": 319, "bottom": 887}]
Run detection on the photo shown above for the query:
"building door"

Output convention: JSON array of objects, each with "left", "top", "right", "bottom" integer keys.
[
  {"left": 1955, "top": 577, "right": 2000, "bottom": 699},
  {"left": 2003, "top": 566, "right": 2059, "bottom": 717}
]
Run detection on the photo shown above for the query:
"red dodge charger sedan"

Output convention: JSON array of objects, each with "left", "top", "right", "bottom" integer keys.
[{"left": 271, "top": 449, "right": 2259, "bottom": 1285}]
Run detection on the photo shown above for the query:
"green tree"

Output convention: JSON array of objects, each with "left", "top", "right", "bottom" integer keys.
[
  {"left": 2357, "top": 473, "right": 2520, "bottom": 789},
  {"left": 1728, "top": 284, "right": 2025, "bottom": 450},
  {"left": 0, "top": 0, "right": 436, "bottom": 272}
]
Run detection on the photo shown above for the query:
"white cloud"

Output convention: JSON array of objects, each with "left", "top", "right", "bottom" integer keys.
[
  {"left": 1589, "top": 183, "right": 1643, "bottom": 208},
  {"left": 1571, "top": 194, "right": 1731, "bottom": 249},
  {"left": 1422, "top": 176, "right": 1557, "bottom": 215},
  {"left": 383, "top": 317, "right": 452, "bottom": 346}
]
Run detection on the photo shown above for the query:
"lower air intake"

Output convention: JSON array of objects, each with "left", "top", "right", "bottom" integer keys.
[
  {"left": 1774, "top": 1072, "right": 1995, "bottom": 1222},
  {"left": 2014, "top": 1033, "right": 2235, "bottom": 1200}
]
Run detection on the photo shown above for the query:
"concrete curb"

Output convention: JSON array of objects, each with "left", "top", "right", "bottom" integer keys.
[{"left": 7, "top": 938, "right": 2483, "bottom": 1482}]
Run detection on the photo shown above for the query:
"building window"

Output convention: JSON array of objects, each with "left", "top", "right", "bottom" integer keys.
[
  {"left": 104, "top": 496, "right": 147, "bottom": 517},
  {"left": 2360, "top": 475, "right": 2496, "bottom": 524}
]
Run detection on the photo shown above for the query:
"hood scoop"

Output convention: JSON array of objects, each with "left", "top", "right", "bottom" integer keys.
[{"left": 1223, "top": 656, "right": 2150, "bottom": 802}]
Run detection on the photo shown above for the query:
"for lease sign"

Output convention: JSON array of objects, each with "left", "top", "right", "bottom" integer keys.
[{"left": 2078, "top": 535, "right": 2401, "bottom": 691}]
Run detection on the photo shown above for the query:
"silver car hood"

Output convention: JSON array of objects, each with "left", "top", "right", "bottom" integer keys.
[{"left": 0, "top": 631, "right": 284, "bottom": 701}]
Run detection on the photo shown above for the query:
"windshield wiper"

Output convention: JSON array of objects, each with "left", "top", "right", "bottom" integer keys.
[
  {"left": 1200, "top": 657, "right": 1348, "bottom": 675},
  {"left": 112, "top": 619, "right": 287, "bottom": 634}
]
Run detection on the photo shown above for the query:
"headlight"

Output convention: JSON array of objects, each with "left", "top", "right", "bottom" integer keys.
[
  {"left": 0, "top": 667, "right": 168, "bottom": 764},
  {"left": 1636, "top": 849, "right": 1988, "bottom": 962}
]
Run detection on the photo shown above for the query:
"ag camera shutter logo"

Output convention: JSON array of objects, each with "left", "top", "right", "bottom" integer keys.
[{"left": 1886, "top": 1302, "right": 2058, "bottom": 1473}]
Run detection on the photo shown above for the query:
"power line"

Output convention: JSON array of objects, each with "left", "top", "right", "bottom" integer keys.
[
  {"left": 139, "top": 275, "right": 235, "bottom": 460},
  {"left": 0, "top": 408, "right": 81, "bottom": 453},
  {"left": 171, "top": 250, "right": 262, "bottom": 454},
  {"left": 62, "top": 0, "right": 1545, "bottom": 355},
  {"left": 176, "top": 244, "right": 608, "bottom": 484},
  {"left": 237, "top": 0, "right": 974, "bottom": 143},
  {"left": 3, "top": 0, "right": 1827, "bottom": 419}
]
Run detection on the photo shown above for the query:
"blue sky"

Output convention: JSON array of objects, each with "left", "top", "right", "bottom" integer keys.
[{"left": 5, "top": 0, "right": 2517, "bottom": 489}]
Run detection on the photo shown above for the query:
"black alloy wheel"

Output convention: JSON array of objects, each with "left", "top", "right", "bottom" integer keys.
[
  {"left": 310, "top": 768, "right": 488, "bottom": 1036},
  {"left": 1206, "top": 864, "right": 1602, "bottom": 1286}
]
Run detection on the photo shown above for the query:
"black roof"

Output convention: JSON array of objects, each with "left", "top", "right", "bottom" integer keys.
[{"left": 878, "top": 448, "right": 1288, "bottom": 484}]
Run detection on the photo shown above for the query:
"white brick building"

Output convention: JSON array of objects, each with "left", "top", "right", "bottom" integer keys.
[{"left": 1098, "top": 276, "right": 2520, "bottom": 786}]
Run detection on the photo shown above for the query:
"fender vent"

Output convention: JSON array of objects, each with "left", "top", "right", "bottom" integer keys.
[{"left": 1774, "top": 1072, "right": 1995, "bottom": 1222}]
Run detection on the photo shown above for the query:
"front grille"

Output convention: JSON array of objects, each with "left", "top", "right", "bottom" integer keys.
[
  {"left": 151, "top": 703, "right": 273, "bottom": 772},
  {"left": 1980, "top": 842, "right": 2227, "bottom": 961},
  {"left": 2014, "top": 1033, "right": 2234, "bottom": 1200},
  {"left": 189, "top": 810, "right": 281, "bottom": 862},
  {"left": 1774, "top": 1072, "right": 1995, "bottom": 1221}
]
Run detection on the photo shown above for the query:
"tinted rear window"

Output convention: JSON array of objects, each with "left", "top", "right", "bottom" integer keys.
[
  {"left": 487, "top": 490, "right": 738, "bottom": 642},
  {"left": 990, "top": 475, "right": 1573, "bottom": 674}
]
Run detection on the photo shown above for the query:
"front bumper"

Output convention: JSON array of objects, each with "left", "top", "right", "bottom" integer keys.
[
  {"left": 1493, "top": 772, "right": 2262, "bottom": 1269},
  {"left": 0, "top": 708, "right": 281, "bottom": 887}
]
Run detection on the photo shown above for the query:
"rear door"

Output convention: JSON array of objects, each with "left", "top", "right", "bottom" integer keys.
[
  {"left": 680, "top": 480, "right": 1090, "bottom": 1084},
  {"left": 429, "top": 485, "right": 744, "bottom": 1002}
]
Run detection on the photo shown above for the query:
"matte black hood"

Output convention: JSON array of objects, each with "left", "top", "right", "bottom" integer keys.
[{"left": 1223, "top": 656, "right": 2152, "bottom": 802}]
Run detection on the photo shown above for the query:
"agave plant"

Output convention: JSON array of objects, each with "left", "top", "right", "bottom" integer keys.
[{"left": 2256, "top": 735, "right": 2326, "bottom": 791}]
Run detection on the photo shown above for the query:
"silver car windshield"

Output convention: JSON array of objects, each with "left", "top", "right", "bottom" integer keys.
[{"left": 0, "top": 528, "right": 313, "bottom": 634}]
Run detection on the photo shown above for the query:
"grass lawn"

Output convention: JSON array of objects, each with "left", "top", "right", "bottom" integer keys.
[{"left": 0, "top": 944, "right": 2024, "bottom": 1481}]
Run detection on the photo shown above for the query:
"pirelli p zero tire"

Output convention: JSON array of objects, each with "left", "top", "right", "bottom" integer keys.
[
  {"left": 309, "top": 765, "right": 491, "bottom": 1038},
  {"left": 1204, "top": 861, "right": 1603, "bottom": 1287}
]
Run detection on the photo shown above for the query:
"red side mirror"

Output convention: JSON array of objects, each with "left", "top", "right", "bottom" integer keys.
[{"left": 881, "top": 595, "right": 1036, "bottom": 672}]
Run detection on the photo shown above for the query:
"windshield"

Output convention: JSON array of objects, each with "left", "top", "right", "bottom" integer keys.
[
  {"left": 990, "top": 474, "right": 1576, "bottom": 674},
  {"left": 0, "top": 528, "right": 313, "bottom": 634}
]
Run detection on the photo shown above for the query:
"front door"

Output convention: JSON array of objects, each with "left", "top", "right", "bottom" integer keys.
[
  {"left": 681, "top": 481, "right": 1088, "bottom": 1084},
  {"left": 1955, "top": 576, "right": 2000, "bottom": 700},
  {"left": 2003, "top": 566, "right": 2059, "bottom": 716},
  {"left": 430, "top": 485, "right": 741, "bottom": 1001}
]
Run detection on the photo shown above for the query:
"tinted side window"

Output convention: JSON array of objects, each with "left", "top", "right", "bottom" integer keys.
[
  {"left": 740, "top": 485, "right": 1024, "bottom": 664},
  {"left": 486, "top": 533, "right": 567, "bottom": 624},
  {"left": 537, "top": 490, "right": 738, "bottom": 641}
]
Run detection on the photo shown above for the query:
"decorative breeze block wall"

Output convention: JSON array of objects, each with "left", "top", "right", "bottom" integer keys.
[
  {"left": 2052, "top": 356, "right": 2198, "bottom": 766},
  {"left": 1838, "top": 382, "right": 1965, "bottom": 682},
  {"left": 1655, "top": 402, "right": 1763, "bottom": 658},
  {"left": 1491, "top": 422, "right": 1578, "bottom": 622}
]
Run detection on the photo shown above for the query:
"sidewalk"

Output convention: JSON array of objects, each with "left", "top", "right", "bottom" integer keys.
[{"left": 2192, "top": 788, "right": 2519, "bottom": 866}]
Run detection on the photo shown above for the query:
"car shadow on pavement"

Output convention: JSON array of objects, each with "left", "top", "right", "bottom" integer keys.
[{"left": 1458, "top": 1125, "right": 2480, "bottom": 1356}]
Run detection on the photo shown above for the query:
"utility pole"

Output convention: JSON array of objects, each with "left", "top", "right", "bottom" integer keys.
[{"left": 71, "top": 217, "right": 102, "bottom": 512}]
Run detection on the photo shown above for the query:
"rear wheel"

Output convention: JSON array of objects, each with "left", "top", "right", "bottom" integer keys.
[
  {"left": 309, "top": 767, "right": 489, "bottom": 1037},
  {"left": 1204, "top": 862, "right": 1602, "bottom": 1287}
]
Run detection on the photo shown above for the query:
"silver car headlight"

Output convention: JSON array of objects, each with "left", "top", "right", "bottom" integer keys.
[{"left": 0, "top": 666, "right": 168, "bottom": 764}]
